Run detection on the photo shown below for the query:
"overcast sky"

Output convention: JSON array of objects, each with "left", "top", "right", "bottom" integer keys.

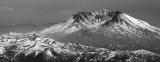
[{"left": 0, "top": 0, "right": 160, "bottom": 27}]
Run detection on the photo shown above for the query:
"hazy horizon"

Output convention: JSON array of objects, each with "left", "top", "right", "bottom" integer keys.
[{"left": 0, "top": 0, "right": 159, "bottom": 26}]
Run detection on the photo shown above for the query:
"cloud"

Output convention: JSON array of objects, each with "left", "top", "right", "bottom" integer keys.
[
  {"left": 58, "top": 10, "right": 75, "bottom": 15},
  {"left": 0, "top": 7, "right": 45, "bottom": 25},
  {"left": 0, "top": 7, "right": 15, "bottom": 12}
]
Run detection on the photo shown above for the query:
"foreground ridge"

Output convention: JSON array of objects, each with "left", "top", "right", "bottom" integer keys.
[{"left": 0, "top": 32, "right": 160, "bottom": 62}]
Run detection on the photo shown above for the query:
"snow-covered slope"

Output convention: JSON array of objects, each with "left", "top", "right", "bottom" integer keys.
[
  {"left": 0, "top": 32, "right": 160, "bottom": 62},
  {"left": 40, "top": 10, "right": 160, "bottom": 53},
  {"left": 40, "top": 10, "right": 160, "bottom": 36}
]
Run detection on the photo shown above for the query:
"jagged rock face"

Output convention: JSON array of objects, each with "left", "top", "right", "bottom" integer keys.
[
  {"left": 0, "top": 33, "right": 160, "bottom": 62},
  {"left": 40, "top": 10, "right": 160, "bottom": 53}
]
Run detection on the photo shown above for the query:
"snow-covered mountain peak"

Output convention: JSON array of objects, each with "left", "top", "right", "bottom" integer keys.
[
  {"left": 40, "top": 9, "right": 160, "bottom": 36},
  {"left": 39, "top": 10, "right": 160, "bottom": 52}
]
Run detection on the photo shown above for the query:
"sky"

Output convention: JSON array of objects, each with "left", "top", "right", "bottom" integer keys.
[{"left": 0, "top": 0, "right": 160, "bottom": 27}]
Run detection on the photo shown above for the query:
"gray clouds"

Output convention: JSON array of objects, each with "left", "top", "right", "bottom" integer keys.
[{"left": 0, "top": 0, "right": 160, "bottom": 26}]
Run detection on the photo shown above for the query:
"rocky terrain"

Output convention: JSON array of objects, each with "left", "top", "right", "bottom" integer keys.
[{"left": 0, "top": 32, "right": 160, "bottom": 62}]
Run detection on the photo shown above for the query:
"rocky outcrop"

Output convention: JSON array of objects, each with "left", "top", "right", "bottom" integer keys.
[{"left": 0, "top": 32, "right": 160, "bottom": 62}]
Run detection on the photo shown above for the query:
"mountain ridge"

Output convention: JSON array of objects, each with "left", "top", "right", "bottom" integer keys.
[
  {"left": 40, "top": 9, "right": 160, "bottom": 53},
  {"left": 0, "top": 32, "right": 160, "bottom": 62},
  {"left": 40, "top": 9, "right": 160, "bottom": 36}
]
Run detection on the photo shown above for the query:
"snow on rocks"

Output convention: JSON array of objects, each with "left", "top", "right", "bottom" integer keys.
[{"left": 0, "top": 32, "right": 160, "bottom": 62}]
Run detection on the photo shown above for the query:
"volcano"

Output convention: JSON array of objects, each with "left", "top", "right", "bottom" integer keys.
[{"left": 40, "top": 10, "right": 160, "bottom": 53}]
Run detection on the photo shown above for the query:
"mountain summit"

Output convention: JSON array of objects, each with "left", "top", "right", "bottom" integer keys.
[{"left": 40, "top": 9, "right": 160, "bottom": 53}]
